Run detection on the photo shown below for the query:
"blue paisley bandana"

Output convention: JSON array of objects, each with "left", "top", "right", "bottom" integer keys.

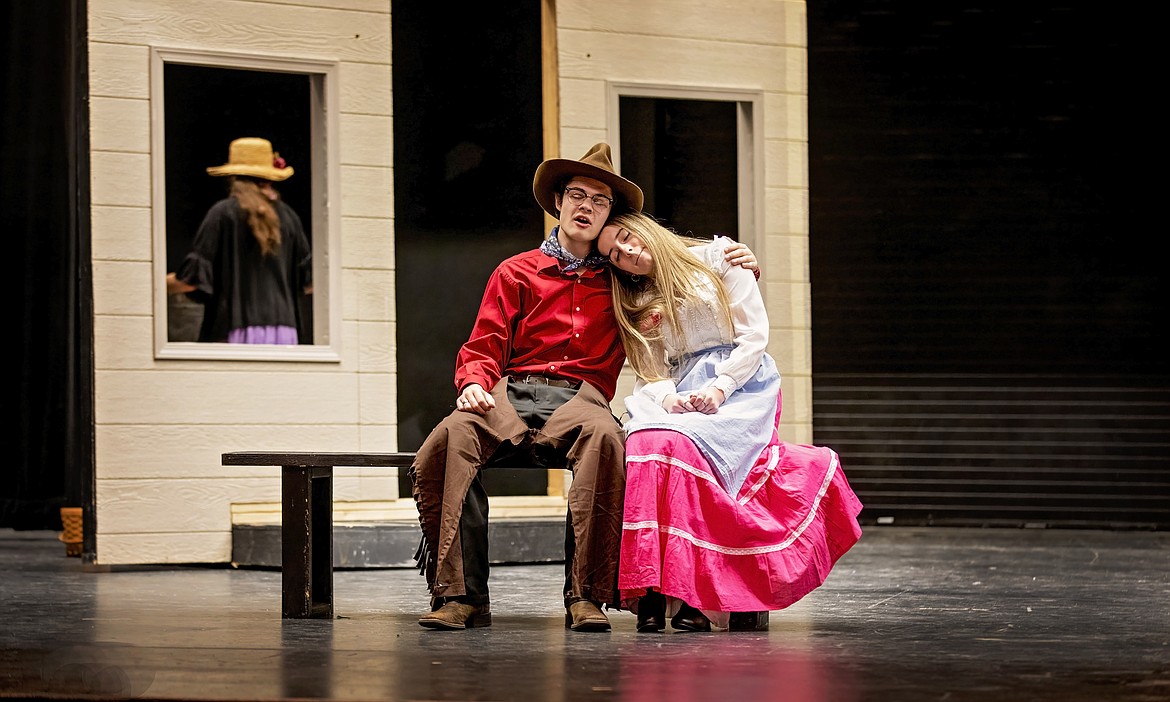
[{"left": 539, "top": 227, "right": 609, "bottom": 273}]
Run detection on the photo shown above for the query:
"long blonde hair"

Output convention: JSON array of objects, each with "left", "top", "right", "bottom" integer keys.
[
  {"left": 608, "top": 212, "right": 735, "bottom": 382},
  {"left": 230, "top": 177, "right": 282, "bottom": 256}
]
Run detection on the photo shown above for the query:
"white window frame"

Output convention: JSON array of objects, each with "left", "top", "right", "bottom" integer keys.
[
  {"left": 149, "top": 47, "right": 341, "bottom": 362},
  {"left": 606, "top": 82, "right": 765, "bottom": 262}
]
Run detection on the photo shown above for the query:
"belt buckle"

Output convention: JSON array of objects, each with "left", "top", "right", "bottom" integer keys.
[{"left": 524, "top": 374, "right": 549, "bottom": 386}]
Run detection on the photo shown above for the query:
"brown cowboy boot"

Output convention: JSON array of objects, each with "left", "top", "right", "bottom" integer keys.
[
  {"left": 565, "top": 600, "right": 611, "bottom": 632},
  {"left": 418, "top": 598, "right": 492, "bottom": 630}
]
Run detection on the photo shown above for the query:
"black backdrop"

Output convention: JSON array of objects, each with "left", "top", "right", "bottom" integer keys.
[
  {"left": 807, "top": 1, "right": 1167, "bottom": 528},
  {"left": 2, "top": 0, "right": 93, "bottom": 533},
  {"left": 808, "top": 1, "right": 1162, "bottom": 376}
]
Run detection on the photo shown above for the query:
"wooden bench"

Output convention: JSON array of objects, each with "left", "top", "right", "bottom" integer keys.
[
  {"left": 222, "top": 451, "right": 417, "bottom": 619},
  {"left": 223, "top": 450, "right": 771, "bottom": 630}
]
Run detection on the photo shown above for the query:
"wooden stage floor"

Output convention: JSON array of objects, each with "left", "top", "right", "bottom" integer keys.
[{"left": 1, "top": 526, "right": 1166, "bottom": 701}]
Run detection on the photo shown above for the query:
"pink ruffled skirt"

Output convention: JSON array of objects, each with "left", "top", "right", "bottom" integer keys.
[{"left": 618, "top": 424, "right": 863, "bottom": 615}]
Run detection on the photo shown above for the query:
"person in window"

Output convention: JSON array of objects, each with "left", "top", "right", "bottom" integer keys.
[
  {"left": 166, "top": 137, "right": 312, "bottom": 344},
  {"left": 598, "top": 211, "right": 864, "bottom": 632},
  {"left": 409, "top": 144, "right": 760, "bottom": 632}
]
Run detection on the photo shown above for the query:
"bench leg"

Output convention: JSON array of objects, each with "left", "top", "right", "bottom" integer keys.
[
  {"left": 310, "top": 466, "right": 333, "bottom": 616},
  {"left": 282, "top": 465, "right": 334, "bottom": 618}
]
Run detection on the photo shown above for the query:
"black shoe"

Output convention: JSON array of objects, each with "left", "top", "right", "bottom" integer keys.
[
  {"left": 636, "top": 592, "right": 666, "bottom": 632},
  {"left": 670, "top": 603, "right": 711, "bottom": 632},
  {"left": 728, "top": 610, "right": 770, "bottom": 632}
]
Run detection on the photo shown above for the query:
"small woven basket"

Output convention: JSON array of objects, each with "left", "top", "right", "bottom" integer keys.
[{"left": 59, "top": 507, "right": 83, "bottom": 557}]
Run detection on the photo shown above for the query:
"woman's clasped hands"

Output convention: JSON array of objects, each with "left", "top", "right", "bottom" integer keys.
[{"left": 664, "top": 386, "right": 726, "bottom": 415}]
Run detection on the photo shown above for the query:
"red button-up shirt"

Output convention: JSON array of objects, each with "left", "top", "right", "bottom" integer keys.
[{"left": 455, "top": 248, "right": 626, "bottom": 401}]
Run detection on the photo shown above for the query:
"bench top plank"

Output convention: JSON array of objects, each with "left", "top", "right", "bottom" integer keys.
[{"left": 222, "top": 451, "right": 416, "bottom": 468}]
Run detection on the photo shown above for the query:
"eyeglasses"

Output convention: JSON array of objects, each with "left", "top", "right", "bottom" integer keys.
[{"left": 563, "top": 186, "right": 614, "bottom": 212}]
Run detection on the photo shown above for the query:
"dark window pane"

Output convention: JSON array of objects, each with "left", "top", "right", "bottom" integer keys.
[{"left": 619, "top": 97, "right": 738, "bottom": 239}]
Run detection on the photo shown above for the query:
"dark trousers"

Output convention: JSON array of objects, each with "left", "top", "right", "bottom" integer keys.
[
  {"left": 460, "top": 380, "right": 577, "bottom": 604},
  {"left": 458, "top": 476, "right": 577, "bottom": 604}
]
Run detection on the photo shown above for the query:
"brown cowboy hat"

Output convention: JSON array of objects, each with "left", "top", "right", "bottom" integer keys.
[
  {"left": 532, "top": 142, "right": 643, "bottom": 217},
  {"left": 206, "top": 137, "right": 294, "bottom": 181}
]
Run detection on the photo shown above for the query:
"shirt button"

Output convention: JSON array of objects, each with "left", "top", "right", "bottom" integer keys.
[
  {"left": 550, "top": 365, "right": 557, "bottom": 372},
  {"left": 563, "top": 356, "right": 568, "bottom": 360},
  {"left": 574, "top": 333, "right": 580, "bottom": 338},
  {"left": 575, "top": 307, "right": 580, "bottom": 312}
]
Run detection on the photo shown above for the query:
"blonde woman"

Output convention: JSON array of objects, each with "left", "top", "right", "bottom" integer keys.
[
  {"left": 167, "top": 137, "right": 311, "bottom": 344},
  {"left": 599, "top": 212, "right": 864, "bottom": 632}
]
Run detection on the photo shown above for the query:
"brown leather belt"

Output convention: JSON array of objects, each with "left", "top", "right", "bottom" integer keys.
[{"left": 512, "top": 374, "right": 579, "bottom": 389}]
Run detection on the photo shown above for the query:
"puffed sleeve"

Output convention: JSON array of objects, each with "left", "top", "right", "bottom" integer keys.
[
  {"left": 284, "top": 203, "right": 312, "bottom": 290},
  {"left": 174, "top": 199, "right": 232, "bottom": 303},
  {"left": 631, "top": 374, "right": 678, "bottom": 410},
  {"left": 708, "top": 237, "right": 769, "bottom": 398}
]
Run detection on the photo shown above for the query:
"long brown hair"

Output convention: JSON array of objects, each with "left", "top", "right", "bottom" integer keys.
[
  {"left": 230, "top": 177, "right": 282, "bottom": 256},
  {"left": 608, "top": 212, "right": 734, "bottom": 382}
]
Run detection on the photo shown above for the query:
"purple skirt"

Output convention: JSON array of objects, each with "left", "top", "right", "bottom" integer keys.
[{"left": 227, "top": 325, "right": 299, "bottom": 345}]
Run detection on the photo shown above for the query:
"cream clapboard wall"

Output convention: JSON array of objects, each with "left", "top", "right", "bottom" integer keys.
[
  {"left": 565, "top": 1, "right": 813, "bottom": 444},
  {"left": 86, "top": 0, "right": 808, "bottom": 565},
  {"left": 88, "top": 0, "right": 396, "bottom": 564}
]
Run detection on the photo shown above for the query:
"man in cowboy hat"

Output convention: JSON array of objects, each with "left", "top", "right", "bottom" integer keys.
[{"left": 410, "top": 143, "right": 642, "bottom": 632}]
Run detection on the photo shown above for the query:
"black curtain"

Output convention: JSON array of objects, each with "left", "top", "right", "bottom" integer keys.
[{"left": 2, "top": 0, "right": 93, "bottom": 536}]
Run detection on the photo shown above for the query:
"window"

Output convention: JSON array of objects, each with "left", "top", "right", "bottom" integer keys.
[
  {"left": 150, "top": 47, "right": 340, "bottom": 361},
  {"left": 608, "top": 83, "right": 764, "bottom": 255}
]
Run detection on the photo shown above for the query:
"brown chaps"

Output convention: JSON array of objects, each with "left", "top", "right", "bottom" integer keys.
[{"left": 410, "top": 378, "right": 626, "bottom": 607}]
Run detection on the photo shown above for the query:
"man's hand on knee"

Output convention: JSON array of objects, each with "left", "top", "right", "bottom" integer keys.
[{"left": 457, "top": 383, "right": 496, "bottom": 415}]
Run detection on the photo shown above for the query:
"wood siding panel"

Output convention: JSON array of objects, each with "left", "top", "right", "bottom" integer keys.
[
  {"left": 765, "top": 92, "right": 808, "bottom": 142},
  {"left": 92, "top": 260, "right": 152, "bottom": 317},
  {"left": 90, "top": 151, "right": 150, "bottom": 207},
  {"left": 356, "top": 320, "right": 395, "bottom": 374},
  {"left": 340, "top": 217, "right": 394, "bottom": 270},
  {"left": 353, "top": 268, "right": 394, "bottom": 323},
  {"left": 94, "top": 316, "right": 156, "bottom": 369},
  {"left": 339, "top": 113, "right": 393, "bottom": 167},
  {"left": 87, "top": 42, "right": 150, "bottom": 99},
  {"left": 557, "top": 0, "right": 802, "bottom": 48},
  {"left": 91, "top": 205, "right": 152, "bottom": 262},
  {"left": 89, "top": 0, "right": 389, "bottom": 64},
  {"left": 357, "top": 424, "right": 397, "bottom": 455},
  {"left": 94, "top": 369, "right": 360, "bottom": 424},
  {"left": 766, "top": 187, "right": 809, "bottom": 236},
  {"left": 96, "top": 424, "right": 361, "bottom": 479},
  {"left": 339, "top": 165, "right": 393, "bottom": 219},
  {"left": 89, "top": 96, "right": 150, "bottom": 153},
  {"left": 338, "top": 62, "right": 392, "bottom": 116},
  {"left": 98, "top": 477, "right": 281, "bottom": 533},
  {"left": 87, "top": 0, "right": 394, "bottom": 564},
  {"left": 559, "top": 31, "right": 798, "bottom": 93},
  {"left": 94, "top": 530, "right": 232, "bottom": 565}
]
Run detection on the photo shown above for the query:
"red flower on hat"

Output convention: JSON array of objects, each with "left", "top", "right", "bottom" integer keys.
[{"left": 273, "top": 153, "right": 287, "bottom": 169}]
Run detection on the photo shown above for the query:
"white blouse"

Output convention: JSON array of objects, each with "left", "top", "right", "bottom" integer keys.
[{"left": 631, "top": 236, "right": 771, "bottom": 408}]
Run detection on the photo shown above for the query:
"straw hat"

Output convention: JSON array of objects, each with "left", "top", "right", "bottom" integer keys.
[
  {"left": 206, "top": 137, "right": 294, "bottom": 181},
  {"left": 532, "top": 142, "right": 643, "bottom": 217}
]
